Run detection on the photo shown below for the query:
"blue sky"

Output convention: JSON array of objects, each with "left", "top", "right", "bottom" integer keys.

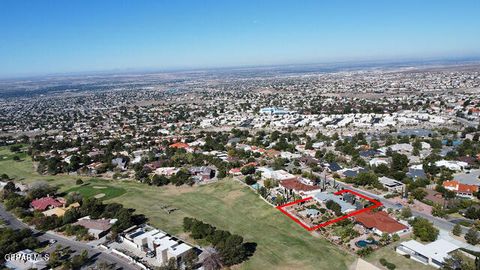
[{"left": 0, "top": 0, "right": 479, "bottom": 77}]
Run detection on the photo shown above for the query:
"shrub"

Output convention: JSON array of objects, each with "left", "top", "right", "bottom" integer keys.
[{"left": 380, "top": 258, "right": 396, "bottom": 270}]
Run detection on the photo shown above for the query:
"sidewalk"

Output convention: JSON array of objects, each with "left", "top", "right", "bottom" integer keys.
[{"left": 438, "top": 229, "right": 480, "bottom": 252}]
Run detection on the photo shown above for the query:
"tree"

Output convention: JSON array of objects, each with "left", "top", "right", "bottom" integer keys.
[
  {"left": 411, "top": 188, "right": 427, "bottom": 200},
  {"left": 244, "top": 175, "right": 256, "bottom": 185},
  {"left": 183, "top": 249, "right": 198, "bottom": 270},
  {"left": 240, "top": 165, "right": 255, "bottom": 175},
  {"left": 326, "top": 200, "right": 342, "bottom": 216},
  {"left": 272, "top": 158, "right": 285, "bottom": 170},
  {"left": 9, "top": 145, "right": 21, "bottom": 152},
  {"left": 431, "top": 203, "right": 447, "bottom": 218},
  {"left": 217, "top": 168, "right": 226, "bottom": 179},
  {"left": 465, "top": 207, "right": 480, "bottom": 220},
  {"left": 28, "top": 182, "right": 58, "bottom": 199},
  {"left": 202, "top": 247, "right": 223, "bottom": 270},
  {"left": 380, "top": 258, "right": 397, "bottom": 270},
  {"left": 374, "top": 164, "right": 390, "bottom": 175},
  {"left": 354, "top": 172, "right": 379, "bottom": 187},
  {"left": 97, "top": 262, "right": 117, "bottom": 270},
  {"left": 401, "top": 207, "right": 412, "bottom": 219},
  {"left": 410, "top": 217, "right": 438, "bottom": 242},
  {"left": 466, "top": 228, "right": 480, "bottom": 245},
  {"left": 452, "top": 224, "right": 462, "bottom": 236},
  {"left": 217, "top": 234, "right": 247, "bottom": 266},
  {"left": 391, "top": 234, "right": 400, "bottom": 242},
  {"left": 390, "top": 152, "right": 409, "bottom": 172},
  {"left": 3, "top": 181, "right": 17, "bottom": 193},
  {"left": 379, "top": 233, "right": 391, "bottom": 245},
  {"left": 183, "top": 218, "right": 252, "bottom": 267},
  {"left": 442, "top": 252, "right": 476, "bottom": 270}
]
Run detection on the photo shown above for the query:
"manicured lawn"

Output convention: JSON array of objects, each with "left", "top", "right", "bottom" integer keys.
[
  {"left": 0, "top": 147, "right": 354, "bottom": 269},
  {"left": 64, "top": 181, "right": 126, "bottom": 201},
  {"left": 365, "top": 243, "right": 435, "bottom": 270},
  {"left": 0, "top": 146, "right": 436, "bottom": 270},
  {"left": 0, "top": 147, "right": 28, "bottom": 162}
]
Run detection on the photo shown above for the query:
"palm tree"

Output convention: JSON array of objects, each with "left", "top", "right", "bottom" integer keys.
[{"left": 201, "top": 247, "right": 223, "bottom": 270}]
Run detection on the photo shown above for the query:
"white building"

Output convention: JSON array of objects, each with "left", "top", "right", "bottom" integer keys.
[
  {"left": 369, "top": 158, "right": 389, "bottom": 167},
  {"left": 435, "top": 160, "right": 469, "bottom": 171},
  {"left": 396, "top": 239, "right": 459, "bottom": 268},
  {"left": 379, "top": 176, "right": 405, "bottom": 193},
  {"left": 121, "top": 225, "right": 195, "bottom": 266}
]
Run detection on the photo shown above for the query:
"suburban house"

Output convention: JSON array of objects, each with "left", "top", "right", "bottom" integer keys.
[
  {"left": 435, "top": 160, "right": 469, "bottom": 171},
  {"left": 396, "top": 239, "right": 459, "bottom": 268},
  {"left": 313, "top": 192, "right": 357, "bottom": 213},
  {"left": 229, "top": 162, "right": 257, "bottom": 176},
  {"left": 74, "top": 216, "right": 116, "bottom": 239},
  {"left": 189, "top": 166, "right": 215, "bottom": 181},
  {"left": 258, "top": 167, "right": 296, "bottom": 181},
  {"left": 169, "top": 142, "right": 193, "bottom": 152},
  {"left": 443, "top": 180, "right": 478, "bottom": 198},
  {"left": 406, "top": 166, "right": 427, "bottom": 180},
  {"left": 154, "top": 167, "right": 179, "bottom": 176},
  {"left": 340, "top": 167, "right": 367, "bottom": 178},
  {"left": 31, "top": 196, "right": 63, "bottom": 211},
  {"left": 121, "top": 224, "right": 195, "bottom": 266},
  {"left": 369, "top": 158, "right": 389, "bottom": 167},
  {"left": 144, "top": 160, "right": 169, "bottom": 171},
  {"left": 378, "top": 176, "right": 405, "bottom": 193},
  {"left": 42, "top": 202, "right": 80, "bottom": 217},
  {"left": 354, "top": 210, "right": 409, "bottom": 236},
  {"left": 299, "top": 208, "right": 321, "bottom": 218},
  {"left": 111, "top": 157, "right": 127, "bottom": 170},
  {"left": 86, "top": 162, "right": 104, "bottom": 175},
  {"left": 324, "top": 162, "right": 342, "bottom": 172},
  {"left": 279, "top": 178, "right": 320, "bottom": 195}
]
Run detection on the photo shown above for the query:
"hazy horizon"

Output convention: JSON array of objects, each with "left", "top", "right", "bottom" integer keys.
[{"left": 1, "top": 0, "right": 480, "bottom": 78}]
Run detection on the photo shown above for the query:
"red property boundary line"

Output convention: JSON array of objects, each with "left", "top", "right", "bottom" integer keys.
[{"left": 276, "top": 189, "right": 383, "bottom": 231}]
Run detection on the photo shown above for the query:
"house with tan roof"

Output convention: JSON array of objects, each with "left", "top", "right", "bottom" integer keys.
[
  {"left": 74, "top": 216, "right": 116, "bottom": 239},
  {"left": 42, "top": 202, "right": 80, "bottom": 217}
]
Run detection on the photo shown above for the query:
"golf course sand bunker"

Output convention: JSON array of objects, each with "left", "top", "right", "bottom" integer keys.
[{"left": 94, "top": 193, "right": 106, "bottom": 198}]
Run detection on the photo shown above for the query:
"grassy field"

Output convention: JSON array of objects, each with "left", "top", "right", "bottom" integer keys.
[
  {"left": 64, "top": 182, "right": 126, "bottom": 200},
  {"left": 366, "top": 243, "right": 434, "bottom": 270},
  {"left": 0, "top": 146, "right": 433, "bottom": 270}
]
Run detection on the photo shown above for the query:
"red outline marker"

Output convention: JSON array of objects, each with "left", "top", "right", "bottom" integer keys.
[{"left": 276, "top": 189, "right": 382, "bottom": 231}]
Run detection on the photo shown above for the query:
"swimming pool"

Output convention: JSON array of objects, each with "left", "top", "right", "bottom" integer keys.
[{"left": 356, "top": 239, "right": 376, "bottom": 248}]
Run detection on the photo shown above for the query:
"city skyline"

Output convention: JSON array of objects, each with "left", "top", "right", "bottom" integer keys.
[{"left": 1, "top": 0, "right": 480, "bottom": 77}]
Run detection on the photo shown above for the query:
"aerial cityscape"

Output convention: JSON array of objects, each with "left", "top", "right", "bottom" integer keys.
[{"left": 1, "top": 1, "right": 480, "bottom": 270}]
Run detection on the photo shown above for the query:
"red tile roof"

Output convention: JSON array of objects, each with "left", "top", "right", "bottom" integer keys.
[
  {"left": 31, "top": 197, "right": 63, "bottom": 211},
  {"left": 443, "top": 180, "right": 478, "bottom": 194},
  {"left": 279, "top": 179, "right": 320, "bottom": 192},
  {"left": 354, "top": 210, "right": 408, "bottom": 234},
  {"left": 229, "top": 168, "right": 241, "bottom": 174},
  {"left": 169, "top": 142, "right": 190, "bottom": 149}
]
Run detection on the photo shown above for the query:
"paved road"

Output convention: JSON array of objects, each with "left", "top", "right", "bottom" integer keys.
[
  {"left": 0, "top": 203, "right": 138, "bottom": 270},
  {"left": 332, "top": 180, "right": 471, "bottom": 233},
  {"left": 311, "top": 171, "right": 470, "bottom": 233}
]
